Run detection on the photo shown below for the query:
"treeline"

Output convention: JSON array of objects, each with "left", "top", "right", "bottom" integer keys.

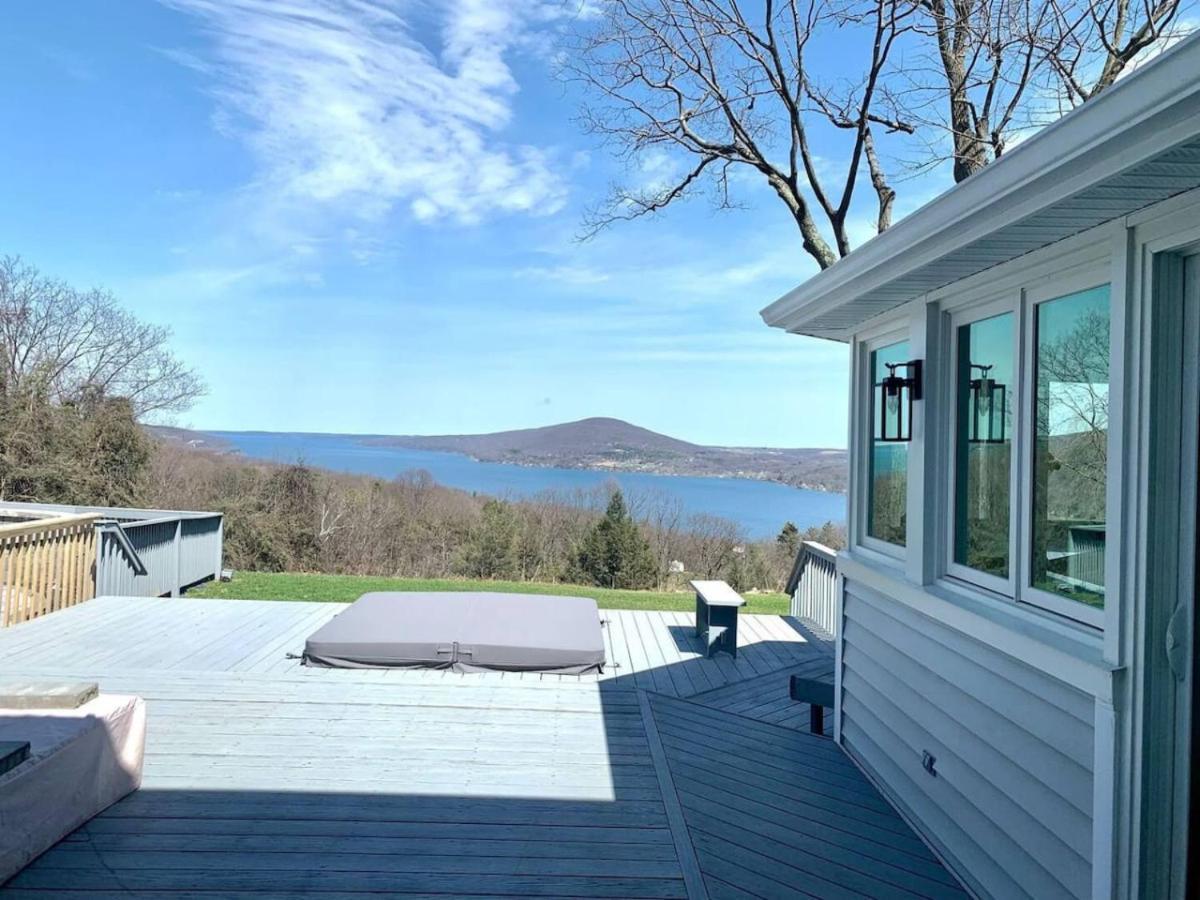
[{"left": 146, "top": 443, "right": 845, "bottom": 592}]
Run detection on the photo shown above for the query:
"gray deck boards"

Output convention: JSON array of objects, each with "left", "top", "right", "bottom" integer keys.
[
  {"left": 0, "top": 596, "right": 963, "bottom": 898},
  {"left": 687, "top": 658, "right": 835, "bottom": 733},
  {"left": 647, "top": 694, "right": 970, "bottom": 900}
]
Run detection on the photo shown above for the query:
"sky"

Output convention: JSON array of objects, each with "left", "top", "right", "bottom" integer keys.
[{"left": 0, "top": 0, "right": 959, "bottom": 449}]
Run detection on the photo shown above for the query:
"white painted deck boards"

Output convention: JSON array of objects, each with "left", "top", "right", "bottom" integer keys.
[{"left": 0, "top": 596, "right": 963, "bottom": 898}]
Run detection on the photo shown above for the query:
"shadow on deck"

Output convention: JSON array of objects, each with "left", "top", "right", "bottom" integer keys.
[{"left": 0, "top": 604, "right": 964, "bottom": 899}]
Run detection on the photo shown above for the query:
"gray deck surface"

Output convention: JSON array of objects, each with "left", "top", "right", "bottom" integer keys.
[{"left": 0, "top": 596, "right": 964, "bottom": 898}]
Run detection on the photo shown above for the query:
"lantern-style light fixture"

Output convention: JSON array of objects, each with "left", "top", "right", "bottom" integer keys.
[
  {"left": 875, "top": 359, "right": 922, "bottom": 443},
  {"left": 968, "top": 363, "right": 1007, "bottom": 444}
]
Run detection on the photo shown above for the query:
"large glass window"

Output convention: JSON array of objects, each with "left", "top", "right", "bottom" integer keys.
[
  {"left": 954, "top": 312, "right": 1014, "bottom": 578},
  {"left": 1031, "top": 285, "right": 1110, "bottom": 609},
  {"left": 868, "top": 340, "right": 909, "bottom": 546}
]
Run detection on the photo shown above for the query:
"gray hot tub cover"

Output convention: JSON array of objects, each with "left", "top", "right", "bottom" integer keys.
[{"left": 303, "top": 592, "right": 606, "bottom": 674}]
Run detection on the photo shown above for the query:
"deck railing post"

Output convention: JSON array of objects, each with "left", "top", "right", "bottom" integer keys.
[
  {"left": 172, "top": 518, "right": 183, "bottom": 598},
  {"left": 214, "top": 515, "right": 224, "bottom": 583}
]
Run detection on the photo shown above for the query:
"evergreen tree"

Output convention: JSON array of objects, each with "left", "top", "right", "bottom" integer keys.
[
  {"left": 574, "top": 490, "right": 657, "bottom": 589},
  {"left": 460, "top": 499, "right": 518, "bottom": 579},
  {"left": 776, "top": 521, "right": 800, "bottom": 556}
]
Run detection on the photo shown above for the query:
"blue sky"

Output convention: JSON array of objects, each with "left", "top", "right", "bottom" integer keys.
[{"left": 0, "top": 1, "right": 953, "bottom": 449}]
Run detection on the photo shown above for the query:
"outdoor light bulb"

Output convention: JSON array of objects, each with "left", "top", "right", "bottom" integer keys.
[
  {"left": 978, "top": 386, "right": 992, "bottom": 415},
  {"left": 886, "top": 392, "right": 900, "bottom": 415}
]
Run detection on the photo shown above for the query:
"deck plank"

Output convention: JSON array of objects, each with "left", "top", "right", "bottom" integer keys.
[
  {"left": 646, "top": 694, "right": 968, "bottom": 900},
  {"left": 0, "top": 596, "right": 960, "bottom": 899}
]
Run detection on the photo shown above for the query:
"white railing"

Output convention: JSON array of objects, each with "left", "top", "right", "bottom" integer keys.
[{"left": 789, "top": 540, "right": 839, "bottom": 638}]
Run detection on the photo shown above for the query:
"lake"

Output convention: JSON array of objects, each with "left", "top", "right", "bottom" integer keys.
[{"left": 210, "top": 431, "right": 846, "bottom": 540}]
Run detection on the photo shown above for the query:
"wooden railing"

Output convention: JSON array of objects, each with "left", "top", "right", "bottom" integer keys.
[
  {"left": 789, "top": 540, "right": 840, "bottom": 639},
  {"left": 0, "top": 514, "right": 100, "bottom": 628}
]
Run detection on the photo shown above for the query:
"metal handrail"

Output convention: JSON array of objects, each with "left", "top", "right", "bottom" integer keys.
[{"left": 97, "top": 522, "right": 149, "bottom": 575}]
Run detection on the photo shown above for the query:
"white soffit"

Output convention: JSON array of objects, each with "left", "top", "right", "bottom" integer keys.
[{"left": 760, "top": 33, "right": 1200, "bottom": 341}]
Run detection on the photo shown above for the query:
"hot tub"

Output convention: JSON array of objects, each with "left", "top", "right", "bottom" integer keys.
[{"left": 302, "top": 592, "right": 606, "bottom": 674}]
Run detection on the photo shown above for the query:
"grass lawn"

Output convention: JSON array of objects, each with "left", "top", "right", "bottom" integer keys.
[{"left": 188, "top": 571, "right": 791, "bottom": 615}]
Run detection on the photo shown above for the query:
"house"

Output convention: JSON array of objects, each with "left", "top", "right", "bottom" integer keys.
[{"left": 761, "top": 34, "right": 1200, "bottom": 900}]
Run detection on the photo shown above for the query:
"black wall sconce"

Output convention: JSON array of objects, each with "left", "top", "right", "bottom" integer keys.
[
  {"left": 876, "top": 359, "right": 922, "bottom": 443},
  {"left": 968, "top": 363, "right": 1007, "bottom": 444}
]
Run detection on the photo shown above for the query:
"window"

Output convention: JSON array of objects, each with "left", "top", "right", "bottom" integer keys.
[
  {"left": 954, "top": 312, "right": 1014, "bottom": 579},
  {"left": 868, "top": 340, "right": 909, "bottom": 546},
  {"left": 1030, "top": 285, "right": 1110, "bottom": 610}
]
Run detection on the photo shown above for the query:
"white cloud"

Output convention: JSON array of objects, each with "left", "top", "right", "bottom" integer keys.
[
  {"left": 514, "top": 264, "right": 611, "bottom": 286},
  {"left": 160, "top": 0, "right": 569, "bottom": 231}
]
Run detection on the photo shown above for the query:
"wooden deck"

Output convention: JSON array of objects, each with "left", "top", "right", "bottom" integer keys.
[{"left": 0, "top": 596, "right": 964, "bottom": 898}]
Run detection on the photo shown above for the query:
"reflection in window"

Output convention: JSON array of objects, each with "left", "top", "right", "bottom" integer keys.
[
  {"left": 954, "top": 313, "right": 1013, "bottom": 577},
  {"left": 868, "top": 341, "right": 909, "bottom": 546},
  {"left": 1032, "top": 285, "right": 1110, "bottom": 609}
]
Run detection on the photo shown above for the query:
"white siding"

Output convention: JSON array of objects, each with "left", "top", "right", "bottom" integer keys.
[{"left": 840, "top": 580, "right": 1095, "bottom": 900}]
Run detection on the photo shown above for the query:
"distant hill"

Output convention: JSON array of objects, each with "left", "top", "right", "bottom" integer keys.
[
  {"left": 364, "top": 418, "right": 847, "bottom": 492},
  {"left": 145, "top": 425, "right": 234, "bottom": 453},
  {"left": 148, "top": 417, "right": 847, "bottom": 492},
  {"left": 366, "top": 417, "right": 698, "bottom": 458}
]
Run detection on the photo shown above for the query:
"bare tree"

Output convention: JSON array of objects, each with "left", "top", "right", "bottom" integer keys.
[
  {"left": 679, "top": 512, "right": 744, "bottom": 577},
  {"left": 636, "top": 488, "right": 687, "bottom": 587},
  {"left": 1042, "top": 0, "right": 1185, "bottom": 103},
  {"left": 910, "top": 0, "right": 1186, "bottom": 181},
  {"left": 0, "top": 256, "right": 204, "bottom": 419},
  {"left": 568, "top": 0, "right": 918, "bottom": 268},
  {"left": 904, "top": 0, "right": 1050, "bottom": 181},
  {"left": 571, "top": 0, "right": 1192, "bottom": 248}
]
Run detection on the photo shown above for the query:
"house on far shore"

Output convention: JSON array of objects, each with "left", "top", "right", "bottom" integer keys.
[{"left": 762, "top": 33, "right": 1200, "bottom": 900}]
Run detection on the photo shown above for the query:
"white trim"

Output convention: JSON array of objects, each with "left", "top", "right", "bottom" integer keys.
[
  {"left": 846, "top": 335, "right": 864, "bottom": 562},
  {"left": 1093, "top": 696, "right": 1118, "bottom": 900},
  {"left": 924, "top": 228, "right": 1112, "bottom": 313},
  {"left": 760, "top": 33, "right": 1200, "bottom": 337},
  {"left": 1124, "top": 183, "right": 1200, "bottom": 229},
  {"left": 1105, "top": 225, "right": 1135, "bottom": 667},
  {"left": 833, "top": 568, "right": 845, "bottom": 744},
  {"left": 909, "top": 301, "right": 943, "bottom": 586}
]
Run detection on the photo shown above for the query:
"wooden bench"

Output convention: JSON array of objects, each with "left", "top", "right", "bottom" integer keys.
[
  {"left": 790, "top": 673, "right": 836, "bottom": 735},
  {"left": 690, "top": 580, "right": 746, "bottom": 658}
]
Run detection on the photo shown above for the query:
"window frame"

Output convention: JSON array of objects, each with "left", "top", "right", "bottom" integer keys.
[
  {"left": 1019, "top": 269, "right": 1113, "bottom": 629},
  {"left": 942, "top": 294, "right": 1022, "bottom": 598},
  {"left": 856, "top": 325, "right": 912, "bottom": 561},
  {"left": 930, "top": 255, "right": 1113, "bottom": 632}
]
